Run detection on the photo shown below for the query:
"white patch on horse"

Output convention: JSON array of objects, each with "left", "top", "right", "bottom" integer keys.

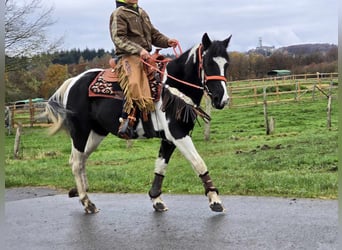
[
  {"left": 154, "top": 157, "right": 168, "bottom": 175},
  {"left": 151, "top": 196, "right": 168, "bottom": 211},
  {"left": 63, "top": 69, "right": 102, "bottom": 107},
  {"left": 162, "top": 68, "right": 168, "bottom": 84},
  {"left": 185, "top": 44, "right": 200, "bottom": 64},
  {"left": 84, "top": 130, "right": 105, "bottom": 157},
  {"left": 135, "top": 120, "right": 145, "bottom": 138},
  {"left": 151, "top": 99, "right": 171, "bottom": 135},
  {"left": 213, "top": 56, "right": 229, "bottom": 105},
  {"left": 173, "top": 136, "right": 208, "bottom": 176}
]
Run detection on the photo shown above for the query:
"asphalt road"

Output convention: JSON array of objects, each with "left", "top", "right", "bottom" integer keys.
[{"left": 5, "top": 188, "right": 337, "bottom": 250}]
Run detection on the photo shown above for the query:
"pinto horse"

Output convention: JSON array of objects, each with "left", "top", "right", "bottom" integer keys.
[{"left": 44, "top": 33, "right": 232, "bottom": 213}]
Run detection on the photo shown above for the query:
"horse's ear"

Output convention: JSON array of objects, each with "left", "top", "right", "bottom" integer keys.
[
  {"left": 202, "top": 33, "right": 212, "bottom": 50},
  {"left": 223, "top": 35, "right": 232, "bottom": 48}
]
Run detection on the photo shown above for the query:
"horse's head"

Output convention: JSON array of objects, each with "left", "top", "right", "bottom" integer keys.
[{"left": 200, "top": 33, "right": 232, "bottom": 109}]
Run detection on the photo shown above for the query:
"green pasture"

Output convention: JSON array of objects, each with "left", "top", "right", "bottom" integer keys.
[{"left": 4, "top": 98, "right": 338, "bottom": 199}]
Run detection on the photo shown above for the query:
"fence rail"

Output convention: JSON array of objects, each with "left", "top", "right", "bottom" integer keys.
[{"left": 228, "top": 72, "right": 338, "bottom": 107}]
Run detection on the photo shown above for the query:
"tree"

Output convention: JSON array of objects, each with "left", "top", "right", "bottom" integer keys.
[
  {"left": 229, "top": 52, "right": 250, "bottom": 80},
  {"left": 5, "top": 0, "right": 62, "bottom": 60},
  {"left": 40, "top": 64, "right": 68, "bottom": 98}
]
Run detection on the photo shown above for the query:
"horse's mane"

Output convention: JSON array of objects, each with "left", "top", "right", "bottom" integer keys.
[{"left": 166, "top": 46, "right": 199, "bottom": 81}]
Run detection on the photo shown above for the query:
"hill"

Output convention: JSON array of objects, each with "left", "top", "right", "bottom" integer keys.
[{"left": 276, "top": 43, "right": 337, "bottom": 56}]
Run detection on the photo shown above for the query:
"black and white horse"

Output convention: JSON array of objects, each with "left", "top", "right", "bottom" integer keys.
[{"left": 44, "top": 33, "right": 232, "bottom": 213}]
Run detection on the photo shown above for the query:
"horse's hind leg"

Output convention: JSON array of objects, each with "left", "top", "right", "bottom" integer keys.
[
  {"left": 149, "top": 139, "right": 175, "bottom": 212},
  {"left": 70, "top": 131, "right": 105, "bottom": 213},
  {"left": 68, "top": 131, "right": 105, "bottom": 198}
]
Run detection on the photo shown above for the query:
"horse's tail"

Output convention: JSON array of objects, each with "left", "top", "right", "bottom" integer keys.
[{"left": 41, "top": 77, "right": 75, "bottom": 135}]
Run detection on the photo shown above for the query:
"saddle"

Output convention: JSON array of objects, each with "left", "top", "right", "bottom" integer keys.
[
  {"left": 89, "top": 49, "right": 169, "bottom": 102},
  {"left": 88, "top": 58, "right": 122, "bottom": 99},
  {"left": 102, "top": 58, "right": 119, "bottom": 82}
]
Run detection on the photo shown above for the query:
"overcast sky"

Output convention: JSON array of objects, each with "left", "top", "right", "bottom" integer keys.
[{"left": 43, "top": 0, "right": 338, "bottom": 53}]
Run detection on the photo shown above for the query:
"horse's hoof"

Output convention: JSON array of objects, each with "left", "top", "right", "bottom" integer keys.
[
  {"left": 84, "top": 202, "right": 99, "bottom": 214},
  {"left": 210, "top": 202, "right": 225, "bottom": 212},
  {"left": 80, "top": 195, "right": 99, "bottom": 214},
  {"left": 153, "top": 202, "right": 168, "bottom": 212},
  {"left": 84, "top": 206, "right": 99, "bottom": 214},
  {"left": 68, "top": 188, "right": 79, "bottom": 198}
]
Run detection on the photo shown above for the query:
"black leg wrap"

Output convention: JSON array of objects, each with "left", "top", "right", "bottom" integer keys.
[
  {"left": 148, "top": 173, "right": 164, "bottom": 199},
  {"left": 68, "top": 188, "right": 79, "bottom": 198},
  {"left": 199, "top": 171, "right": 219, "bottom": 196}
]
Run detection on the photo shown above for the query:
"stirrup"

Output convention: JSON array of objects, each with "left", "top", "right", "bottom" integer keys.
[{"left": 117, "top": 118, "right": 133, "bottom": 139}]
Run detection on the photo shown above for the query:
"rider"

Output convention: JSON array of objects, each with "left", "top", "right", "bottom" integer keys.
[{"left": 110, "top": 0, "right": 178, "bottom": 139}]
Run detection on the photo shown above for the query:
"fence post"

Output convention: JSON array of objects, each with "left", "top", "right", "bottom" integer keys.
[
  {"left": 263, "top": 87, "right": 270, "bottom": 135},
  {"left": 29, "top": 98, "right": 34, "bottom": 127},
  {"left": 294, "top": 82, "right": 299, "bottom": 101},
  {"left": 327, "top": 95, "right": 332, "bottom": 130},
  {"left": 228, "top": 83, "right": 233, "bottom": 108},
  {"left": 5, "top": 106, "right": 12, "bottom": 135},
  {"left": 11, "top": 105, "right": 15, "bottom": 128},
  {"left": 204, "top": 93, "right": 212, "bottom": 141},
  {"left": 14, "top": 122, "right": 23, "bottom": 159},
  {"left": 327, "top": 81, "right": 333, "bottom": 130},
  {"left": 312, "top": 83, "right": 316, "bottom": 100}
]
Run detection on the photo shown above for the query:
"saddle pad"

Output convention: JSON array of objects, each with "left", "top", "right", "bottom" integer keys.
[{"left": 88, "top": 71, "right": 124, "bottom": 100}]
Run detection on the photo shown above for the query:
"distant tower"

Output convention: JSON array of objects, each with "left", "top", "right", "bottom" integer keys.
[
  {"left": 258, "top": 37, "right": 262, "bottom": 48},
  {"left": 251, "top": 37, "right": 275, "bottom": 56}
]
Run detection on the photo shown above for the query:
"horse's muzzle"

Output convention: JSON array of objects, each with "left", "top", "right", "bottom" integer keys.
[{"left": 212, "top": 96, "right": 229, "bottom": 109}]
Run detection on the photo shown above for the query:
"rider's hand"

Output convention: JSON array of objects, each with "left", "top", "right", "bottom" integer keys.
[
  {"left": 140, "top": 49, "right": 150, "bottom": 60},
  {"left": 168, "top": 39, "right": 178, "bottom": 48}
]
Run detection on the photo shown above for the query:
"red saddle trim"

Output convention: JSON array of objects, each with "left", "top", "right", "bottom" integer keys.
[{"left": 88, "top": 71, "right": 124, "bottom": 100}]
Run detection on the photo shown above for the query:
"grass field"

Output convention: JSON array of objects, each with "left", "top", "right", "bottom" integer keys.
[{"left": 4, "top": 97, "right": 338, "bottom": 199}]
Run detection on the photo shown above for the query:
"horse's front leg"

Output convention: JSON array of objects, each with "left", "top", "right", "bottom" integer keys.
[
  {"left": 174, "top": 136, "right": 225, "bottom": 212},
  {"left": 149, "top": 139, "right": 176, "bottom": 212},
  {"left": 199, "top": 172, "right": 225, "bottom": 212}
]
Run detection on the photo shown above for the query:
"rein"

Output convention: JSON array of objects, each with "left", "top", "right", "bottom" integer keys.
[
  {"left": 140, "top": 47, "right": 204, "bottom": 90},
  {"left": 141, "top": 43, "right": 227, "bottom": 93},
  {"left": 172, "top": 43, "right": 183, "bottom": 58}
]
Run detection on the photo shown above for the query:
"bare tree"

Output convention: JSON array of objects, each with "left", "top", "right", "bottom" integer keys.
[{"left": 5, "top": 0, "right": 62, "bottom": 58}]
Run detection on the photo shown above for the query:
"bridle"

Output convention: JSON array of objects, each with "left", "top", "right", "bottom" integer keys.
[{"left": 197, "top": 44, "right": 227, "bottom": 96}]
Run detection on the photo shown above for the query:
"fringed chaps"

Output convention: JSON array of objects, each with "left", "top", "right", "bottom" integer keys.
[{"left": 116, "top": 55, "right": 155, "bottom": 114}]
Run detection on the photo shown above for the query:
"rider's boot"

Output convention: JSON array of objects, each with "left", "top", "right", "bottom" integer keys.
[{"left": 117, "top": 108, "right": 136, "bottom": 139}]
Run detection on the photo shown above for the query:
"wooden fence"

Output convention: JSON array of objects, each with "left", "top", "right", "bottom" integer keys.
[
  {"left": 5, "top": 100, "right": 48, "bottom": 132},
  {"left": 228, "top": 72, "right": 338, "bottom": 107},
  {"left": 5, "top": 73, "right": 339, "bottom": 131}
]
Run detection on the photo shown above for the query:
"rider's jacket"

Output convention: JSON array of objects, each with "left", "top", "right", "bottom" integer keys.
[{"left": 110, "top": 5, "right": 170, "bottom": 57}]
